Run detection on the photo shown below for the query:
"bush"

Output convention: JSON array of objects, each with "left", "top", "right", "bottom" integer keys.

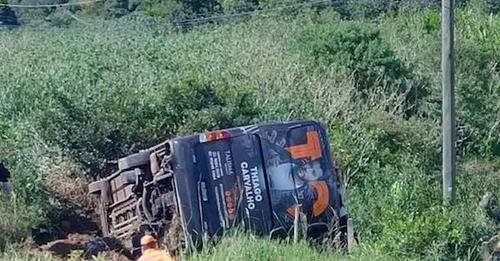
[
  {"left": 220, "top": 0, "right": 258, "bottom": 12},
  {"left": 345, "top": 0, "right": 472, "bottom": 19},
  {"left": 134, "top": 0, "right": 185, "bottom": 19},
  {"left": 346, "top": 0, "right": 399, "bottom": 19},
  {"left": 422, "top": 9, "right": 440, "bottom": 33},
  {"left": 453, "top": 11, "right": 500, "bottom": 156},
  {"left": 258, "top": 0, "right": 299, "bottom": 9},
  {"left": 292, "top": 21, "right": 426, "bottom": 115},
  {"left": 9, "top": 0, "right": 68, "bottom": 25},
  {"left": 455, "top": 45, "right": 500, "bottom": 156},
  {"left": 35, "top": 76, "right": 259, "bottom": 173},
  {"left": 340, "top": 112, "right": 497, "bottom": 259},
  {"left": 0, "top": 195, "right": 44, "bottom": 251},
  {"left": 45, "top": 9, "right": 73, "bottom": 27},
  {"left": 485, "top": 0, "right": 500, "bottom": 14}
]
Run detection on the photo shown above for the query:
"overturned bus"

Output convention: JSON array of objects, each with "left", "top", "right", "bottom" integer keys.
[{"left": 89, "top": 120, "right": 349, "bottom": 257}]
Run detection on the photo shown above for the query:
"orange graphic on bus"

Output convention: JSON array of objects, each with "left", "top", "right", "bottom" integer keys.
[
  {"left": 310, "top": 181, "right": 329, "bottom": 217},
  {"left": 287, "top": 131, "right": 322, "bottom": 161}
]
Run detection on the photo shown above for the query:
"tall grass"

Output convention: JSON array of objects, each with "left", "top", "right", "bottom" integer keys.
[{"left": 188, "top": 232, "right": 413, "bottom": 261}]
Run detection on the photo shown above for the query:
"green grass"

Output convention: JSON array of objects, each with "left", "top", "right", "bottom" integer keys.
[
  {"left": 0, "top": 249, "right": 59, "bottom": 261},
  {"left": 0, "top": 233, "right": 410, "bottom": 261},
  {"left": 188, "top": 233, "right": 410, "bottom": 261}
]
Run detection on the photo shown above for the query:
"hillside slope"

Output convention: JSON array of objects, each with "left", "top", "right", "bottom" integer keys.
[{"left": 0, "top": 4, "right": 499, "bottom": 260}]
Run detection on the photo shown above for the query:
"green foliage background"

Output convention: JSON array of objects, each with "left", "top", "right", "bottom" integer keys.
[{"left": 0, "top": 0, "right": 499, "bottom": 260}]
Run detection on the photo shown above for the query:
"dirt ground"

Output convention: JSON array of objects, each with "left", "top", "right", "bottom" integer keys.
[{"left": 39, "top": 233, "right": 132, "bottom": 260}]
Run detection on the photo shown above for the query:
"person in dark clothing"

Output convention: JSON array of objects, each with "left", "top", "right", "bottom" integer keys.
[{"left": 0, "top": 159, "right": 12, "bottom": 194}]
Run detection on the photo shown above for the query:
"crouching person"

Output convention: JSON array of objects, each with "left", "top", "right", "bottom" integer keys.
[
  {"left": 0, "top": 159, "right": 12, "bottom": 194},
  {"left": 138, "top": 234, "right": 175, "bottom": 261}
]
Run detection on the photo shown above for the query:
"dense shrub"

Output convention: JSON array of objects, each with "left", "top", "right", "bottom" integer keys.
[
  {"left": 221, "top": 0, "right": 258, "bottom": 12},
  {"left": 337, "top": 111, "right": 497, "bottom": 259},
  {"left": 346, "top": 0, "right": 399, "bottom": 19},
  {"left": 485, "top": 0, "right": 500, "bottom": 14},
  {"left": 105, "top": 0, "right": 132, "bottom": 18},
  {"left": 344, "top": 0, "right": 473, "bottom": 19},
  {"left": 140, "top": 0, "right": 184, "bottom": 18},
  {"left": 453, "top": 10, "right": 500, "bottom": 156},
  {"left": 456, "top": 45, "right": 500, "bottom": 156},
  {"left": 293, "top": 21, "right": 427, "bottom": 115},
  {"left": 36, "top": 77, "right": 259, "bottom": 173},
  {"left": 8, "top": 0, "right": 68, "bottom": 25},
  {"left": 45, "top": 9, "right": 73, "bottom": 27},
  {"left": 422, "top": 9, "right": 440, "bottom": 33}
]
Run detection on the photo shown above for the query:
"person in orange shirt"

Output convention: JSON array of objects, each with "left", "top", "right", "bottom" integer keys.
[{"left": 138, "top": 235, "right": 175, "bottom": 261}]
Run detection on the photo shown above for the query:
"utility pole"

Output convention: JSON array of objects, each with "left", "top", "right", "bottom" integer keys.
[{"left": 442, "top": 0, "right": 457, "bottom": 205}]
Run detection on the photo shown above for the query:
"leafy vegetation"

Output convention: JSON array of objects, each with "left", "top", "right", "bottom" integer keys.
[
  {"left": 2, "top": 0, "right": 500, "bottom": 28},
  {"left": 0, "top": 1, "right": 499, "bottom": 260}
]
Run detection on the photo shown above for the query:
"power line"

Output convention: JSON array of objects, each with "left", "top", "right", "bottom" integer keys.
[
  {"left": 176, "top": 0, "right": 331, "bottom": 25},
  {"left": 1, "top": 0, "right": 332, "bottom": 29},
  {"left": 175, "top": 0, "right": 332, "bottom": 25},
  {"left": 0, "top": 0, "right": 103, "bottom": 8}
]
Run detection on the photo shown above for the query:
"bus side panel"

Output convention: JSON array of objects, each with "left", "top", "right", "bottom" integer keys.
[{"left": 171, "top": 139, "right": 204, "bottom": 246}]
